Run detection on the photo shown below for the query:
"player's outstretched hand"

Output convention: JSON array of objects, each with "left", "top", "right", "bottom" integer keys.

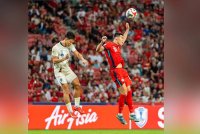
[
  {"left": 101, "top": 36, "right": 107, "bottom": 43},
  {"left": 125, "top": 22, "right": 129, "bottom": 30},
  {"left": 81, "top": 59, "right": 88, "bottom": 67}
]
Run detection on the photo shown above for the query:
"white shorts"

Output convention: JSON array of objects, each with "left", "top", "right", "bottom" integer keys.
[{"left": 55, "top": 68, "right": 77, "bottom": 85}]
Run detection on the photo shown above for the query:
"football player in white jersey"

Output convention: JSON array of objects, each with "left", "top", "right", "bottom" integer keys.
[{"left": 51, "top": 31, "right": 88, "bottom": 118}]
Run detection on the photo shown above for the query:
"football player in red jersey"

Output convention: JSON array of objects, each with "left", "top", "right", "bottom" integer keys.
[{"left": 96, "top": 23, "right": 139, "bottom": 125}]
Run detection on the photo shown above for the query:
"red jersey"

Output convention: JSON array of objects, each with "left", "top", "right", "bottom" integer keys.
[{"left": 103, "top": 41, "right": 125, "bottom": 69}]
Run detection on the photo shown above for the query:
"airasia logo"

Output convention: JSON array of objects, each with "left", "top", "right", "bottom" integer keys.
[
  {"left": 158, "top": 107, "right": 164, "bottom": 128},
  {"left": 45, "top": 106, "right": 98, "bottom": 129}
]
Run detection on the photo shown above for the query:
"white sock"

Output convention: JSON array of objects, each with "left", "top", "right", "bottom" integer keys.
[
  {"left": 66, "top": 102, "right": 73, "bottom": 113},
  {"left": 118, "top": 113, "right": 123, "bottom": 116},
  {"left": 74, "top": 97, "right": 80, "bottom": 107},
  {"left": 130, "top": 113, "right": 135, "bottom": 115}
]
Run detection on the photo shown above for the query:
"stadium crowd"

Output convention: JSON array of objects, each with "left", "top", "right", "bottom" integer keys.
[{"left": 28, "top": 0, "right": 164, "bottom": 104}]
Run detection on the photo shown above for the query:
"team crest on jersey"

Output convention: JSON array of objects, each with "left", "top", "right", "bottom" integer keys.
[
  {"left": 60, "top": 51, "right": 64, "bottom": 57},
  {"left": 113, "top": 46, "right": 117, "bottom": 52},
  {"left": 60, "top": 50, "right": 66, "bottom": 57},
  {"left": 60, "top": 78, "right": 63, "bottom": 83},
  {"left": 135, "top": 107, "right": 148, "bottom": 128}
]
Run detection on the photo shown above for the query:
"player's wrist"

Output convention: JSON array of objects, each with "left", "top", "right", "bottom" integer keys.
[
  {"left": 81, "top": 58, "right": 86, "bottom": 62},
  {"left": 100, "top": 41, "right": 104, "bottom": 44},
  {"left": 62, "top": 57, "right": 66, "bottom": 61}
]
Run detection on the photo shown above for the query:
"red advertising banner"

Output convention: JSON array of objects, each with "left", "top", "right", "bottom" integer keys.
[{"left": 28, "top": 104, "right": 164, "bottom": 130}]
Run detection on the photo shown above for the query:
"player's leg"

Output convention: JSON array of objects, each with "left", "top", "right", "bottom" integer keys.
[
  {"left": 118, "top": 83, "right": 128, "bottom": 114},
  {"left": 126, "top": 86, "right": 134, "bottom": 113},
  {"left": 112, "top": 69, "right": 128, "bottom": 124},
  {"left": 116, "top": 83, "right": 128, "bottom": 125},
  {"left": 127, "top": 85, "right": 139, "bottom": 122},
  {"left": 123, "top": 70, "right": 139, "bottom": 122},
  {"left": 126, "top": 86, "right": 133, "bottom": 113},
  {"left": 71, "top": 77, "right": 85, "bottom": 114},
  {"left": 122, "top": 69, "right": 139, "bottom": 122},
  {"left": 61, "top": 83, "right": 70, "bottom": 104},
  {"left": 65, "top": 68, "right": 85, "bottom": 114},
  {"left": 61, "top": 83, "right": 72, "bottom": 112},
  {"left": 56, "top": 73, "right": 76, "bottom": 118}
]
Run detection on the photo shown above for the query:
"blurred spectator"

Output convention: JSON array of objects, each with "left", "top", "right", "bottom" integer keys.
[
  {"left": 93, "top": 60, "right": 100, "bottom": 68},
  {"left": 51, "top": 91, "right": 59, "bottom": 102},
  {"left": 131, "top": 64, "right": 141, "bottom": 76}
]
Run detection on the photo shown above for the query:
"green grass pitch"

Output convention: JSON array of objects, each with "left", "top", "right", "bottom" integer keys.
[{"left": 28, "top": 130, "right": 163, "bottom": 134}]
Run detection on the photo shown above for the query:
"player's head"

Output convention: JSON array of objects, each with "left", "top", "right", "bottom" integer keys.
[
  {"left": 113, "top": 32, "right": 124, "bottom": 46},
  {"left": 64, "top": 31, "right": 75, "bottom": 46}
]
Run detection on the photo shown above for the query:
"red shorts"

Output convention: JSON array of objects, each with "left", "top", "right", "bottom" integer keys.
[{"left": 110, "top": 68, "right": 132, "bottom": 88}]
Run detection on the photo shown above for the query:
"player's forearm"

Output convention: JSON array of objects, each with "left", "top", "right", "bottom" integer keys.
[
  {"left": 52, "top": 57, "right": 66, "bottom": 64},
  {"left": 96, "top": 41, "right": 103, "bottom": 52},
  {"left": 123, "top": 29, "right": 129, "bottom": 42},
  {"left": 76, "top": 52, "right": 85, "bottom": 61}
]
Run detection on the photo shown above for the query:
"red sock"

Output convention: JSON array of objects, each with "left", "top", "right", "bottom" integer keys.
[
  {"left": 126, "top": 90, "right": 134, "bottom": 113},
  {"left": 118, "top": 94, "right": 126, "bottom": 113}
]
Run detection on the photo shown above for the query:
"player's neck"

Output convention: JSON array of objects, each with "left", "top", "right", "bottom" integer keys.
[
  {"left": 113, "top": 40, "right": 119, "bottom": 45},
  {"left": 113, "top": 40, "right": 118, "bottom": 45},
  {"left": 60, "top": 41, "right": 66, "bottom": 47}
]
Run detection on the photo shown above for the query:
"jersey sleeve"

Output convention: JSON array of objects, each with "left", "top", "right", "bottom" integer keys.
[
  {"left": 51, "top": 47, "right": 59, "bottom": 57},
  {"left": 69, "top": 44, "right": 77, "bottom": 52},
  {"left": 103, "top": 42, "right": 112, "bottom": 49}
]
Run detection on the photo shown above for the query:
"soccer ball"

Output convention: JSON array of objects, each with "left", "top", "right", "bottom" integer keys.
[{"left": 126, "top": 8, "right": 137, "bottom": 19}]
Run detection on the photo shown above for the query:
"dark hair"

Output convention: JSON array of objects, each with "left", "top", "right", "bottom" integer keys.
[
  {"left": 113, "top": 32, "right": 123, "bottom": 38},
  {"left": 66, "top": 31, "right": 75, "bottom": 39}
]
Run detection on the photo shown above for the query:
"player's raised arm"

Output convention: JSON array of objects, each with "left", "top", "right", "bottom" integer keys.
[
  {"left": 73, "top": 50, "right": 88, "bottom": 66},
  {"left": 96, "top": 36, "right": 107, "bottom": 52},
  {"left": 122, "top": 22, "right": 130, "bottom": 44}
]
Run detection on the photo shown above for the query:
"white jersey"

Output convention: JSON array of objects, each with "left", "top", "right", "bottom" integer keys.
[{"left": 51, "top": 42, "right": 76, "bottom": 75}]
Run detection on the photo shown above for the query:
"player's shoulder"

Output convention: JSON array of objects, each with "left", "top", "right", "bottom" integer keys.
[
  {"left": 52, "top": 45, "right": 57, "bottom": 50},
  {"left": 104, "top": 41, "right": 114, "bottom": 45},
  {"left": 103, "top": 41, "right": 114, "bottom": 47},
  {"left": 52, "top": 42, "right": 60, "bottom": 49},
  {"left": 68, "top": 44, "right": 76, "bottom": 52},
  {"left": 68, "top": 44, "right": 75, "bottom": 48}
]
